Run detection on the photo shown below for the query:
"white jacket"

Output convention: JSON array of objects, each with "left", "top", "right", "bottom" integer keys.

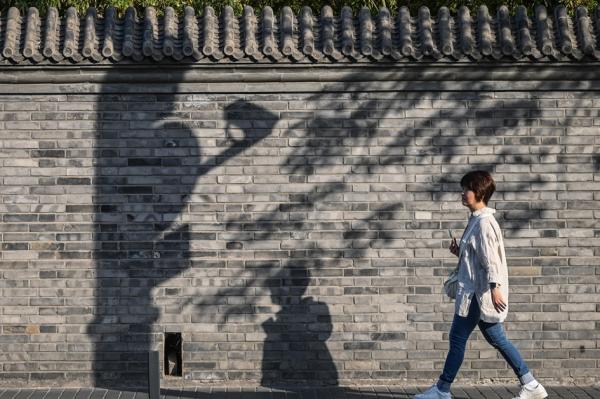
[{"left": 455, "top": 206, "right": 509, "bottom": 323}]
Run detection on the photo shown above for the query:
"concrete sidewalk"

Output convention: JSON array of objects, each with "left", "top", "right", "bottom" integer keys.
[{"left": 1, "top": 386, "right": 599, "bottom": 399}]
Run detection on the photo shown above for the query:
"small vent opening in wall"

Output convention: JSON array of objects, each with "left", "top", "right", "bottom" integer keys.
[{"left": 164, "top": 332, "right": 182, "bottom": 377}]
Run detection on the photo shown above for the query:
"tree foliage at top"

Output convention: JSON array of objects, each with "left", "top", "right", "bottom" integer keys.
[{"left": 1, "top": 0, "right": 597, "bottom": 18}]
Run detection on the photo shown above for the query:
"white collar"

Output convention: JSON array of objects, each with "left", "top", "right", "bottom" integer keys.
[{"left": 470, "top": 206, "right": 496, "bottom": 218}]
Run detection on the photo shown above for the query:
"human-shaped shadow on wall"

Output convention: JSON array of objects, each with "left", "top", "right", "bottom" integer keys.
[
  {"left": 90, "top": 88, "right": 277, "bottom": 387},
  {"left": 261, "top": 266, "right": 338, "bottom": 387}
]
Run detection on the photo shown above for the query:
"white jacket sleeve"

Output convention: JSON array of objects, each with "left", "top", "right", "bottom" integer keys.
[{"left": 475, "top": 222, "right": 502, "bottom": 284}]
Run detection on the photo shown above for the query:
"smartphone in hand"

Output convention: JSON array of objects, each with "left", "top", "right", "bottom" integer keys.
[{"left": 448, "top": 229, "right": 459, "bottom": 257}]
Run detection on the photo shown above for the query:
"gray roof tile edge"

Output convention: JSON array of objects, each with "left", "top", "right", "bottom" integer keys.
[{"left": 1, "top": 4, "right": 600, "bottom": 65}]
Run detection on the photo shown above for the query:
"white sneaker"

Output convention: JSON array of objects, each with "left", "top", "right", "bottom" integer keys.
[
  {"left": 512, "top": 383, "right": 548, "bottom": 399},
  {"left": 414, "top": 384, "right": 452, "bottom": 399}
]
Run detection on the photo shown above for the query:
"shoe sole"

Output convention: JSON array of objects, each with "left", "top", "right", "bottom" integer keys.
[
  {"left": 511, "top": 386, "right": 548, "bottom": 399},
  {"left": 519, "top": 389, "right": 548, "bottom": 399}
]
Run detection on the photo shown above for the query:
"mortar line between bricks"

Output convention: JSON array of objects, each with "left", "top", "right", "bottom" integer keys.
[
  {"left": 159, "top": 387, "right": 181, "bottom": 399},
  {"left": 390, "top": 387, "right": 408, "bottom": 399},
  {"left": 21, "top": 390, "right": 37, "bottom": 399},
  {"left": 554, "top": 386, "right": 581, "bottom": 399},
  {"left": 91, "top": 389, "right": 108, "bottom": 399},
  {"left": 567, "top": 386, "right": 592, "bottom": 399},
  {"left": 374, "top": 386, "right": 393, "bottom": 398},
  {"left": 31, "top": 389, "right": 45, "bottom": 399},
  {"left": 133, "top": 390, "right": 149, "bottom": 399},
  {"left": 59, "top": 389, "right": 81, "bottom": 399},
  {"left": 76, "top": 389, "right": 93, "bottom": 399},
  {"left": 4, "top": 390, "right": 21, "bottom": 399},
  {"left": 373, "top": 386, "right": 389, "bottom": 399},
  {"left": 570, "top": 386, "right": 590, "bottom": 399},
  {"left": 160, "top": 387, "right": 180, "bottom": 399},
  {"left": 7, "top": 392, "right": 25, "bottom": 399},
  {"left": 546, "top": 386, "right": 565, "bottom": 399},
  {"left": 384, "top": 390, "right": 401, "bottom": 399},
  {"left": 577, "top": 386, "right": 598, "bottom": 399},
  {"left": 496, "top": 385, "right": 518, "bottom": 399}
]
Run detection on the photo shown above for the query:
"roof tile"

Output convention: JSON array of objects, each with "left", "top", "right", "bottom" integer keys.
[
  {"left": 1, "top": 5, "right": 600, "bottom": 64},
  {"left": 516, "top": 6, "right": 536, "bottom": 57}
]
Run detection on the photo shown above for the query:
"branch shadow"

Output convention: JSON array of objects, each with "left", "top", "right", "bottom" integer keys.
[
  {"left": 90, "top": 65, "right": 277, "bottom": 387},
  {"left": 89, "top": 64, "right": 598, "bottom": 388},
  {"left": 188, "top": 76, "right": 597, "bottom": 384}
]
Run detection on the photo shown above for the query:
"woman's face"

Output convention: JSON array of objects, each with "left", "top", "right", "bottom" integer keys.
[{"left": 461, "top": 187, "right": 479, "bottom": 207}]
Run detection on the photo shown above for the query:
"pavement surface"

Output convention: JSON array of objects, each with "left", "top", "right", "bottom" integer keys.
[{"left": 1, "top": 386, "right": 599, "bottom": 399}]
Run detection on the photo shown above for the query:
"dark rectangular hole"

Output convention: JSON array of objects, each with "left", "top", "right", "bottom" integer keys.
[{"left": 164, "top": 332, "right": 182, "bottom": 377}]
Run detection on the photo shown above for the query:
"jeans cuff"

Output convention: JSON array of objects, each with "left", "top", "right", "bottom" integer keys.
[
  {"left": 437, "top": 379, "right": 452, "bottom": 393},
  {"left": 519, "top": 371, "right": 534, "bottom": 385}
]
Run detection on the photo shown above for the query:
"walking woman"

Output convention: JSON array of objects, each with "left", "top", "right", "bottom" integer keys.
[{"left": 415, "top": 171, "right": 548, "bottom": 399}]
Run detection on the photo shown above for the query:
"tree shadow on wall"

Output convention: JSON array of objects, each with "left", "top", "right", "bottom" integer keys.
[
  {"left": 192, "top": 75, "right": 599, "bottom": 385},
  {"left": 89, "top": 66, "right": 600, "bottom": 388},
  {"left": 89, "top": 64, "right": 277, "bottom": 387}
]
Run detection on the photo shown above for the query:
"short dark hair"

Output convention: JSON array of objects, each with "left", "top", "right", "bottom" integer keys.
[{"left": 460, "top": 170, "right": 495, "bottom": 205}]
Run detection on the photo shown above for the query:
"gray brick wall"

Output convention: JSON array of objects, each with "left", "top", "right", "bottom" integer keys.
[{"left": 0, "top": 75, "right": 599, "bottom": 388}]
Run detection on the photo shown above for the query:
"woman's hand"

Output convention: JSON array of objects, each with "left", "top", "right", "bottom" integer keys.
[
  {"left": 449, "top": 238, "right": 459, "bottom": 257},
  {"left": 491, "top": 287, "right": 507, "bottom": 313}
]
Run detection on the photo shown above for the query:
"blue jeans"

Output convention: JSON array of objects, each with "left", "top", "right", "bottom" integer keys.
[{"left": 437, "top": 296, "right": 534, "bottom": 393}]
